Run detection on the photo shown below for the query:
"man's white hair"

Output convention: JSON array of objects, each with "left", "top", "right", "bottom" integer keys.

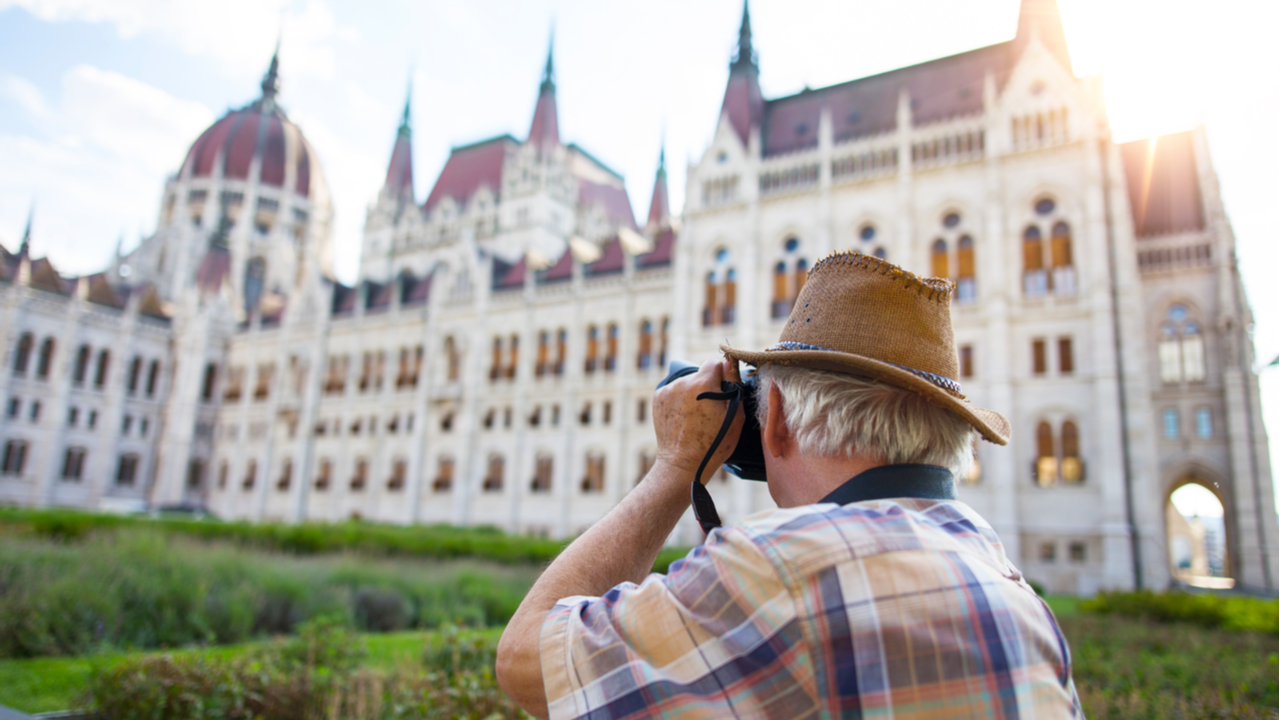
[{"left": 753, "top": 364, "right": 976, "bottom": 478}]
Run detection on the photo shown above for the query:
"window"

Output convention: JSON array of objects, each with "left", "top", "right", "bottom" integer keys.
[
  {"left": 117, "top": 453, "right": 140, "bottom": 486},
  {"left": 930, "top": 239, "right": 948, "bottom": 278},
  {"left": 1058, "top": 337, "right": 1074, "bottom": 375},
  {"left": 503, "top": 407, "right": 512, "bottom": 429},
  {"left": 722, "top": 268, "right": 737, "bottom": 325},
  {"left": 253, "top": 363, "right": 273, "bottom": 401},
  {"left": 943, "top": 211, "right": 961, "bottom": 228},
  {"left": 323, "top": 356, "right": 348, "bottom": 395},
  {"left": 506, "top": 334, "right": 519, "bottom": 380},
  {"left": 1195, "top": 407, "right": 1213, "bottom": 439},
  {"left": 579, "top": 402, "right": 592, "bottom": 426},
  {"left": 581, "top": 451, "right": 605, "bottom": 493},
  {"left": 1061, "top": 421, "right": 1083, "bottom": 483},
  {"left": 956, "top": 235, "right": 976, "bottom": 303},
  {"left": 308, "top": 459, "right": 329, "bottom": 491},
  {"left": 605, "top": 324, "right": 619, "bottom": 372},
  {"left": 555, "top": 329, "right": 567, "bottom": 377},
  {"left": 959, "top": 345, "right": 974, "bottom": 378},
  {"left": 584, "top": 325, "right": 599, "bottom": 374},
  {"left": 528, "top": 405, "right": 541, "bottom": 427},
  {"left": 93, "top": 350, "right": 110, "bottom": 389},
  {"left": 859, "top": 224, "right": 876, "bottom": 242},
  {"left": 186, "top": 460, "right": 204, "bottom": 490},
  {"left": 873, "top": 246, "right": 887, "bottom": 259},
  {"left": 1039, "top": 541, "right": 1057, "bottom": 562},
  {"left": 127, "top": 357, "right": 142, "bottom": 395},
  {"left": 603, "top": 401, "right": 612, "bottom": 425},
  {"left": 1023, "top": 226, "right": 1047, "bottom": 296},
  {"left": 440, "top": 411, "right": 454, "bottom": 432},
  {"left": 387, "top": 460, "right": 406, "bottom": 491},
  {"left": 36, "top": 338, "right": 54, "bottom": 380},
  {"left": 12, "top": 333, "right": 34, "bottom": 375},
  {"left": 773, "top": 240, "right": 807, "bottom": 319},
  {"left": 201, "top": 363, "right": 217, "bottom": 401},
  {"left": 60, "top": 448, "right": 86, "bottom": 480},
  {"left": 359, "top": 352, "right": 374, "bottom": 392},
  {"left": 277, "top": 459, "right": 293, "bottom": 491},
  {"left": 72, "top": 345, "right": 90, "bottom": 385},
  {"left": 531, "top": 453, "right": 553, "bottom": 492},
  {"left": 241, "top": 459, "right": 257, "bottom": 490},
  {"left": 1032, "top": 339, "right": 1047, "bottom": 375},
  {"left": 704, "top": 250, "right": 736, "bottom": 326},
  {"left": 1, "top": 440, "right": 28, "bottom": 475},
  {"left": 1050, "top": 221, "right": 1075, "bottom": 294},
  {"left": 29, "top": 401, "right": 40, "bottom": 422},
  {"left": 1035, "top": 421, "right": 1057, "bottom": 486},
  {"left": 658, "top": 317, "right": 669, "bottom": 370},
  {"left": 6, "top": 397, "right": 18, "bottom": 418},
  {"left": 551, "top": 404, "right": 561, "bottom": 426},
  {"left": 1163, "top": 409, "right": 1180, "bottom": 439},
  {"left": 350, "top": 458, "right": 368, "bottom": 491},
  {"left": 1069, "top": 541, "right": 1087, "bottom": 562},
  {"left": 88, "top": 410, "right": 97, "bottom": 429},
  {"left": 637, "top": 399, "right": 648, "bottom": 423},
  {"left": 536, "top": 331, "right": 550, "bottom": 378},
  {"left": 483, "top": 453, "right": 504, "bottom": 492},
  {"left": 637, "top": 320, "right": 653, "bottom": 370},
  {"left": 218, "top": 460, "right": 229, "bottom": 490},
  {"left": 433, "top": 456, "right": 454, "bottom": 492},
  {"left": 123, "top": 415, "right": 133, "bottom": 434},
  {"left": 140, "top": 418, "right": 148, "bottom": 437},
  {"left": 225, "top": 366, "right": 244, "bottom": 401},
  {"left": 1160, "top": 305, "right": 1206, "bottom": 383},
  {"left": 1035, "top": 197, "right": 1056, "bottom": 215},
  {"left": 67, "top": 407, "right": 78, "bottom": 426},
  {"left": 444, "top": 336, "right": 460, "bottom": 382}
]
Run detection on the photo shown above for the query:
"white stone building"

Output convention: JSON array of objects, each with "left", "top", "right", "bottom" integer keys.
[{"left": 0, "top": 0, "right": 1274, "bottom": 595}]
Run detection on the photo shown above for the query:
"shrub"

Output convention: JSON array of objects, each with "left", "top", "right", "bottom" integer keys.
[
  {"left": 354, "top": 587, "right": 410, "bottom": 633},
  {"left": 1080, "top": 589, "right": 1279, "bottom": 634}
]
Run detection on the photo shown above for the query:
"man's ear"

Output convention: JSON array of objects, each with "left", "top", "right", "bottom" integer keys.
[{"left": 762, "top": 382, "right": 790, "bottom": 460}]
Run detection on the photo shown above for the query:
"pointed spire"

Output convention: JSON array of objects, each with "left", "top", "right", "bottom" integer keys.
[
  {"left": 1011, "top": 0, "right": 1072, "bottom": 72},
  {"left": 260, "top": 34, "right": 282, "bottom": 104},
  {"left": 383, "top": 78, "right": 415, "bottom": 201},
  {"left": 718, "top": 1, "right": 764, "bottom": 148},
  {"left": 646, "top": 142, "right": 670, "bottom": 229},
  {"left": 731, "top": 0, "right": 757, "bottom": 75},
  {"left": 18, "top": 202, "right": 32, "bottom": 256},
  {"left": 527, "top": 27, "right": 560, "bottom": 148}
]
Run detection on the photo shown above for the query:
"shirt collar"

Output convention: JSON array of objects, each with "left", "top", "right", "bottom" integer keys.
[{"left": 818, "top": 464, "right": 956, "bottom": 505}]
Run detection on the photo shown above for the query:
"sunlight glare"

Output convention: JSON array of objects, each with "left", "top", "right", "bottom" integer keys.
[{"left": 1171, "top": 484, "right": 1225, "bottom": 519}]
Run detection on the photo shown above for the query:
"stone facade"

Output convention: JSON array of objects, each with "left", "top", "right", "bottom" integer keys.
[{"left": 0, "top": 0, "right": 1274, "bottom": 594}]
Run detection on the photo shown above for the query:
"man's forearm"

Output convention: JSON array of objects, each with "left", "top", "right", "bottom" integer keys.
[{"left": 496, "top": 460, "right": 692, "bottom": 718}]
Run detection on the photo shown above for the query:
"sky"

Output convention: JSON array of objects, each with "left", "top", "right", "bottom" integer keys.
[{"left": 0, "top": 0, "right": 1277, "bottom": 517}]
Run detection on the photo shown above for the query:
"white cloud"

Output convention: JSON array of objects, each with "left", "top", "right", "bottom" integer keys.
[
  {"left": 0, "top": 65, "right": 214, "bottom": 272},
  {"left": 0, "top": 0, "right": 357, "bottom": 80}
]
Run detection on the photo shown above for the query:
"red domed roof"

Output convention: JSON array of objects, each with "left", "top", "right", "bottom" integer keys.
[{"left": 177, "top": 53, "right": 318, "bottom": 198}]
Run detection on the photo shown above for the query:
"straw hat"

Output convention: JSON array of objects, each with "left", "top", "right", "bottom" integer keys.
[{"left": 721, "top": 250, "right": 1010, "bottom": 445}]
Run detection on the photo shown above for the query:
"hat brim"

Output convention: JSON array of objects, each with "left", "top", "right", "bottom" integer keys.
[{"left": 721, "top": 343, "right": 1011, "bottom": 446}]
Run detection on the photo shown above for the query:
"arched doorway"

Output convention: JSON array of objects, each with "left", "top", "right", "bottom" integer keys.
[{"left": 1165, "top": 479, "right": 1233, "bottom": 589}]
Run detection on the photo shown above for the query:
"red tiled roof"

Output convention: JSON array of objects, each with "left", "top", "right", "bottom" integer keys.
[
  {"left": 762, "top": 43, "right": 1009, "bottom": 157},
  {"left": 646, "top": 167, "right": 669, "bottom": 227},
  {"left": 331, "top": 282, "right": 357, "bottom": 315},
  {"left": 637, "top": 228, "right": 675, "bottom": 269},
  {"left": 385, "top": 129, "right": 414, "bottom": 198},
  {"left": 364, "top": 280, "right": 393, "bottom": 311},
  {"left": 400, "top": 271, "right": 431, "bottom": 305},
  {"left": 579, "top": 180, "right": 637, "bottom": 230},
  {"left": 721, "top": 70, "right": 764, "bottom": 147},
  {"left": 1119, "top": 131, "right": 1205, "bottom": 239},
  {"left": 586, "top": 237, "right": 625, "bottom": 276},
  {"left": 539, "top": 247, "right": 574, "bottom": 283},
  {"left": 180, "top": 102, "right": 318, "bottom": 198},
  {"left": 424, "top": 136, "right": 514, "bottom": 212},
  {"left": 528, "top": 87, "right": 560, "bottom": 148},
  {"left": 493, "top": 255, "right": 527, "bottom": 290}
]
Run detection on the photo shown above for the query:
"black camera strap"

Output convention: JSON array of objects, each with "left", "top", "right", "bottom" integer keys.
[{"left": 690, "top": 380, "right": 744, "bottom": 535}]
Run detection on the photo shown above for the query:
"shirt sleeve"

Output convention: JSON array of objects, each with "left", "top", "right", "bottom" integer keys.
[{"left": 538, "top": 526, "right": 817, "bottom": 720}]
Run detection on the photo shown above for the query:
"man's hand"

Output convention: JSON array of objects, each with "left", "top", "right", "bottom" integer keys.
[
  {"left": 496, "top": 356, "right": 745, "bottom": 719},
  {"left": 653, "top": 357, "right": 745, "bottom": 481}
]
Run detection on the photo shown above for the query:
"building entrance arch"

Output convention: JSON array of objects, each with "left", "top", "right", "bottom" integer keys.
[{"left": 1164, "top": 477, "right": 1234, "bottom": 589}]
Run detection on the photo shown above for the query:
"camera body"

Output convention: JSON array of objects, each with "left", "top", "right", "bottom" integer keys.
[{"left": 657, "top": 360, "right": 767, "bottom": 481}]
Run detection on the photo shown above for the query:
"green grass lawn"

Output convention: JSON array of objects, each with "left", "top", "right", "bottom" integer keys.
[{"left": 0, "top": 629, "right": 502, "bottom": 714}]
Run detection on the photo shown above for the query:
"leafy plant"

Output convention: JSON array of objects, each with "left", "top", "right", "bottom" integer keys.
[{"left": 1080, "top": 589, "right": 1278, "bottom": 634}]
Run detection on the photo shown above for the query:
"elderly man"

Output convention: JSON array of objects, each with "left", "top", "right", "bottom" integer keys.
[{"left": 497, "top": 251, "right": 1081, "bottom": 719}]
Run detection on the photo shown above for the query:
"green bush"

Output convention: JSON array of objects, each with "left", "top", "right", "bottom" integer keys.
[
  {"left": 85, "top": 618, "right": 530, "bottom": 720},
  {"left": 1080, "top": 589, "right": 1279, "bottom": 634}
]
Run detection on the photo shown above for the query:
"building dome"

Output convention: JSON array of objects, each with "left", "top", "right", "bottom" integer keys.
[{"left": 176, "top": 52, "right": 320, "bottom": 198}]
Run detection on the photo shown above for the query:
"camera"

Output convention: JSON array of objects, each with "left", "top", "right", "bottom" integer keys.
[{"left": 657, "top": 360, "right": 767, "bottom": 481}]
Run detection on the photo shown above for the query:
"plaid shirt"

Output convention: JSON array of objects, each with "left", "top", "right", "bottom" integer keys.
[{"left": 540, "top": 497, "right": 1081, "bottom": 719}]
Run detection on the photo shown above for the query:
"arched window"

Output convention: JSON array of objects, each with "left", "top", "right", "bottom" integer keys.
[
  {"left": 244, "top": 257, "right": 266, "bottom": 314},
  {"left": 489, "top": 336, "right": 502, "bottom": 382},
  {"left": 315, "top": 459, "right": 331, "bottom": 491},
  {"left": 432, "top": 456, "right": 454, "bottom": 492},
  {"left": 93, "top": 350, "right": 110, "bottom": 389},
  {"left": 531, "top": 452, "right": 553, "bottom": 493},
  {"left": 1023, "top": 225, "right": 1047, "bottom": 296},
  {"left": 127, "top": 356, "right": 142, "bottom": 395},
  {"left": 555, "top": 329, "right": 567, "bottom": 376},
  {"left": 146, "top": 360, "right": 161, "bottom": 397},
  {"left": 1159, "top": 304, "right": 1206, "bottom": 383},
  {"left": 36, "top": 338, "right": 54, "bottom": 380},
  {"left": 873, "top": 246, "right": 887, "bottom": 259},
  {"left": 1061, "top": 421, "right": 1083, "bottom": 483},
  {"left": 722, "top": 268, "right": 737, "bottom": 325},
  {"left": 277, "top": 458, "right": 293, "bottom": 491},
  {"left": 581, "top": 451, "right": 606, "bottom": 493},
  {"left": 772, "top": 261, "right": 789, "bottom": 318},
  {"left": 61, "top": 447, "right": 86, "bottom": 480},
  {"left": 350, "top": 458, "right": 367, "bottom": 491},
  {"left": 658, "top": 317, "right": 669, "bottom": 370},
  {"left": 956, "top": 235, "right": 976, "bottom": 303},
  {"left": 859, "top": 224, "right": 876, "bottom": 242},
  {"left": 1050, "top": 221, "right": 1075, "bottom": 294},
  {"left": 218, "top": 460, "right": 229, "bottom": 490},
  {"left": 1, "top": 440, "right": 28, "bottom": 475},
  {"left": 506, "top": 333, "right": 519, "bottom": 380},
  {"left": 387, "top": 459, "right": 406, "bottom": 491},
  {"left": 12, "top": 333, "right": 33, "bottom": 375},
  {"left": 585, "top": 325, "right": 599, "bottom": 374},
  {"left": 794, "top": 258, "right": 808, "bottom": 297},
  {"left": 637, "top": 320, "right": 653, "bottom": 370},
  {"left": 605, "top": 324, "right": 619, "bottom": 372},
  {"left": 117, "top": 453, "right": 140, "bottom": 487},
  {"left": 1035, "top": 421, "right": 1057, "bottom": 487},
  {"left": 444, "top": 336, "right": 460, "bottom": 382},
  {"left": 930, "top": 239, "right": 949, "bottom": 279},
  {"left": 483, "top": 453, "right": 504, "bottom": 492},
  {"left": 703, "top": 270, "right": 718, "bottom": 327},
  {"left": 73, "top": 345, "right": 90, "bottom": 385},
  {"left": 536, "top": 331, "right": 549, "bottom": 378}
]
